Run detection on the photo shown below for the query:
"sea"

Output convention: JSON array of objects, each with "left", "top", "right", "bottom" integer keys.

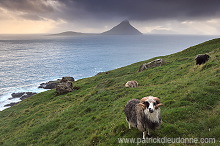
[{"left": 0, "top": 34, "right": 218, "bottom": 111}]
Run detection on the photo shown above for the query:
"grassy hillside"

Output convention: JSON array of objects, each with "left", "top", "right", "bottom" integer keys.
[{"left": 0, "top": 38, "right": 220, "bottom": 145}]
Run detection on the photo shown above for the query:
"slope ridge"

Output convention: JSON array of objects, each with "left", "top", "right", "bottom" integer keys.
[{"left": 0, "top": 38, "right": 219, "bottom": 145}]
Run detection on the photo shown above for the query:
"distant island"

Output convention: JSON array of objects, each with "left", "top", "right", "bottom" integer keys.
[
  {"left": 52, "top": 20, "right": 142, "bottom": 36},
  {"left": 101, "top": 20, "right": 142, "bottom": 35},
  {"left": 51, "top": 31, "right": 94, "bottom": 36}
]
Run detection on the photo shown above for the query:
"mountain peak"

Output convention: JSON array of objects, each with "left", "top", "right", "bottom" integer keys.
[
  {"left": 120, "top": 19, "right": 130, "bottom": 24},
  {"left": 102, "top": 20, "right": 142, "bottom": 35}
]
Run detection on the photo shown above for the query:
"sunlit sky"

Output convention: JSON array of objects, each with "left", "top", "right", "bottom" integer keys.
[{"left": 1, "top": 0, "right": 220, "bottom": 35}]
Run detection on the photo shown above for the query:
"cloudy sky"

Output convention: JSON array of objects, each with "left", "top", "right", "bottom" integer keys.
[{"left": 0, "top": 0, "right": 220, "bottom": 34}]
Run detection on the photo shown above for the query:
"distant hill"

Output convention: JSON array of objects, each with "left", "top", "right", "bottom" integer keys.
[
  {"left": 51, "top": 20, "right": 142, "bottom": 36},
  {"left": 101, "top": 20, "right": 142, "bottom": 35},
  {"left": 51, "top": 31, "right": 93, "bottom": 36}
]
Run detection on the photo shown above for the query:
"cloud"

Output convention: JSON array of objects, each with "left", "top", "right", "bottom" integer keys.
[
  {"left": 0, "top": 0, "right": 64, "bottom": 34},
  {"left": 1, "top": 0, "right": 220, "bottom": 34},
  {"left": 134, "top": 19, "right": 220, "bottom": 35},
  {"left": 56, "top": 0, "right": 220, "bottom": 21},
  {"left": 0, "top": 0, "right": 61, "bottom": 21},
  {"left": 0, "top": 0, "right": 55, "bottom": 13},
  {"left": 2, "top": 0, "right": 220, "bottom": 22}
]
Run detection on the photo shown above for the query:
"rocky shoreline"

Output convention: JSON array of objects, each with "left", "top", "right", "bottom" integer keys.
[
  {"left": 3, "top": 59, "right": 166, "bottom": 109},
  {"left": 4, "top": 92, "right": 37, "bottom": 107},
  {"left": 4, "top": 76, "right": 75, "bottom": 108}
]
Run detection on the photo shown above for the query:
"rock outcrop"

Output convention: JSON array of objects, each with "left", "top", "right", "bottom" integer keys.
[
  {"left": 10, "top": 92, "right": 37, "bottom": 100},
  {"left": 4, "top": 102, "right": 19, "bottom": 107},
  {"left": 60, "top": 77, "right": 75, "bottom": 83},
  {"left": 5, "top": 77, "right": 75, "bottom": 108},
  {"left": 5, "top": 92, "right": 37, "bottom": 107},
  {"left": 139, "top": 59, "right": 165, "bottom": 72},
  {"left": 39, "top": 77, "right": 74, "bottom": 89},
  {"left": 38, "top": 80, "right": 60, "bottom": 89},
  {"left": 56, "top": 81, "right": 73, "bottom": 95}
]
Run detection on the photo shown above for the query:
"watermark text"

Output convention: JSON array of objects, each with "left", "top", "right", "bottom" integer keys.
[{"left": 118, "top": 137, "right": 216, "bottom": 144}]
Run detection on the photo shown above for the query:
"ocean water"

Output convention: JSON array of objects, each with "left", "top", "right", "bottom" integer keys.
[{"left": 0, "top": 34, "right": 218, "bottom": 111}]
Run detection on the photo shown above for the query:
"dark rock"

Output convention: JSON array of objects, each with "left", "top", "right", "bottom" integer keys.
[
  {"left": 56, "top": 81, "right": 73, "bottom": 95},
  {"left": 60, "top": 77, "right": 75, "bottom": 83},
  {"left": 10, "top": 92, "right": 37, "bottom": 100},
  {"left": 138, "top": 59, "right": 165, "bottom": 72},
  {"left": 6, "top": 92, "right": 37, "bottom": 108},
  {"left": 4, "top": 102, "right": 19, "bottom": 107},
  {"left": 11, "top": 92, "right": 25, "bottom": 98},
  {"left": 195, "top": 54, "right": 210, "bottom": 65},
  {"left": 38, "top": 80, "right": 60, "bottom": 89},
  {"left": 39, "top": 77, "right": 75, "bottom": 89},
  {"left": 20, "top": 92, "right": 37, "bottom": 100}
]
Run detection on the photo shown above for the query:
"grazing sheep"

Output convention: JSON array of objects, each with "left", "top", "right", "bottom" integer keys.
[
  {"left": 195, "top": 54, "right": 210, "bottom": 65},
  {"left": 139, "top": 59, "right": 165, "bottom": 72},
  {"left": 124, "top": 96, "right": 163, "bottom": 139},
  {"left": 125, "top": 81, "right": 138, "bottom": 88}
]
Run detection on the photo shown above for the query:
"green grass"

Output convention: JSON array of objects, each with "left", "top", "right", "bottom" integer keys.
[{"left": 0, "top": 38, "right": 220, "bottom": 146}]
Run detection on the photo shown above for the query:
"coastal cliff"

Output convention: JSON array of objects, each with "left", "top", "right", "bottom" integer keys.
[{"left": 0, "top": 39, "right": 219, "bottom": 145}]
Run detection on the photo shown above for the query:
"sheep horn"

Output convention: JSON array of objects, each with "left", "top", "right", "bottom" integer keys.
[
  {"left": 155, "top": 103, "right": 164, "bottom": 109},
  {"left": 138, "top": 103, "right": 146, "bottom": 109},
  {"left": 152, "top": 97, "right": 161, "bottom": 103},
  {"left": 140, "top": 97, "right": 149, "bottom": 103},
  {"left": 153, "top": 97, "right": 163, "bottom": 109}
]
